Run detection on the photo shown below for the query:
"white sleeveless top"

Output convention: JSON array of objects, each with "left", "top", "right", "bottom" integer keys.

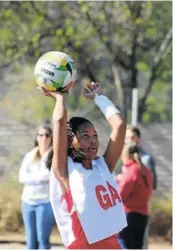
[{"left": 50, "top": 156, "right": 127, "bottom": 246}]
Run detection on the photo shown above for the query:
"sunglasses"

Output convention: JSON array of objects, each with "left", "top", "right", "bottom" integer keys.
[{"left": 37, "top": 133, "right": 51, "bottom": 138}]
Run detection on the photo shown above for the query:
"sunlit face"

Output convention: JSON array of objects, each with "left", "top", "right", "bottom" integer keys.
[
  {"left": 36, "top": 128, "right": 52, "bottom": 150},
  {"left": 125, "top": 129, "right": 141, "bottom": 145},
  {"left": 72, "top": 123, "right": 99, "bottom": 160}
]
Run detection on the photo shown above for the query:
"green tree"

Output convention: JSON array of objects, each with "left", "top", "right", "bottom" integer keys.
[{"left": 0, "top": 1, "right": 172, "bottom": 124}]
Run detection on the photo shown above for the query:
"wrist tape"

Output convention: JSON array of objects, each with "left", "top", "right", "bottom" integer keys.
[{"left": 94, "top": 94, "right": 120, "bottom": 120}]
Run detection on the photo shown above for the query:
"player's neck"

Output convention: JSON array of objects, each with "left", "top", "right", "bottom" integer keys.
[{"left": 82, "top": 160, "right": 93, "bottom": 170}]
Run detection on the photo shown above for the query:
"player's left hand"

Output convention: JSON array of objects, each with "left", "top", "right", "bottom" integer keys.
[{"left": 83, "top": 82, "right": 102, "bottom": 100}]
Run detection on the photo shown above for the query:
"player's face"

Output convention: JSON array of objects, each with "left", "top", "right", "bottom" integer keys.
[
  {"left": 125, "top": 129, "right": 140, "bottom": 145},
  {"left": 73, "top": 123, "right": 99, "bottom": 160}
]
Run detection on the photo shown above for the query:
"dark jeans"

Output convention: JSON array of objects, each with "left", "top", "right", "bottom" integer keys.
[
  {"left": 118, "top": 212, "right": 148, "bottom": 249},
  {"left": 22, "top": 201, "right": 55, "bottom": 249}
]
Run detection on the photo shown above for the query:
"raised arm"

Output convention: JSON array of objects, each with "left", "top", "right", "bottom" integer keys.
[
  {"left": 94, "top": 94, "right": 126, "bottom": 172},
  {"left": 52, "top": 93, "right": 68, "bottom": 180},
  {"left": 103, "top": 113, "right": 126, "bottom": 172},
  {"left": 84, "top": 82, "right": 126, "bottom": 173},
  {"left": 38, "top": 87, "right": 69, "bottom": 193}
]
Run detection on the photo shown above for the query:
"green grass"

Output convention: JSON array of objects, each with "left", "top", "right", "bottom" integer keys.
[{"left": 150, "top": 196, "right": 172, "bottom": 215}]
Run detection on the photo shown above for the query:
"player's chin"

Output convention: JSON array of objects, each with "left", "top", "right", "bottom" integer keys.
[{"left": 87, "top": 149, "right": 98, "bottom": 159}]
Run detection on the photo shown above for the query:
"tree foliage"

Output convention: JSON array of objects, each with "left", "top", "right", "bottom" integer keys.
[{"left": 0, "top": 1, "right": 172, "bottom": 124}]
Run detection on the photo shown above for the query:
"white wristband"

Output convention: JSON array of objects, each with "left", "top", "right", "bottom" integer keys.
[{"left": 94, "top": 94, "right": 120, "bottom": 120}]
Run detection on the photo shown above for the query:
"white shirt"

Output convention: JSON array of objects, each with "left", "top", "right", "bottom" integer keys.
[{"left": 19, "top": 148, "right": 50, "bottom": 205}]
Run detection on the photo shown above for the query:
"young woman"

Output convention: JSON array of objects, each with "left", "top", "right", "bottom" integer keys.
[
  {"left": 19, "top": 125, "right": 55, "bottom": 249},
  {"left": 39, "top": 82, "right": 127, "bottom": 249},
  {"left": 117, "top": 143, "right": 153, "bottom": 249}
]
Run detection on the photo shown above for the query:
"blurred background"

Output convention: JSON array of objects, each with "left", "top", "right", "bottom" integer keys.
[{"left": 0, "top": 1, "right": 172, "bottom": 249}]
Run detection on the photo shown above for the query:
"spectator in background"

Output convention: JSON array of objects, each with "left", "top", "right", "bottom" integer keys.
[
  {"left": 19, "top": 125, "right": 55, "bottom": 249},
  {"left": 117, "top": 143, "right": 153, "bottom": 249},
  {"left": 125, "top": 125, "right": 157, "bottom": 190},
  {"left": 125, "top": 125, "right": 157, "bottom": 249}
]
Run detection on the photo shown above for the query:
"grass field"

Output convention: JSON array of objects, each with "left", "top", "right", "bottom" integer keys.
[{"left": 0, "top": 232, "right": 172, "bottom": 249}]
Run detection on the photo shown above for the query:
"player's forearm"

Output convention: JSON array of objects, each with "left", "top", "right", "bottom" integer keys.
[{"left": 52, "top": 93, "right": 67, "bottom": 122}]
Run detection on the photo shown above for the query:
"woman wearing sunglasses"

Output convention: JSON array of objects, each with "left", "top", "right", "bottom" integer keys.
[{"left": 19, "top": 125, "right": 55, "bottom": 249}]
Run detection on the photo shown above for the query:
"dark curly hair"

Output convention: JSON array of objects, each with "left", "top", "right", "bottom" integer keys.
[{"left": 45, "top": 117, "right": 93, "bottom": 170}]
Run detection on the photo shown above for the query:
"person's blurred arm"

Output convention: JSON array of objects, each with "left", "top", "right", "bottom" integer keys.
[
  {"left": 140, "top": 150, "right": 157, "bottom": 190},
  {"left": 118, "top": 170, "right": 136, "bottom": 201},
  {"left": 37, "top": 166, "right": 50, "bottom": 183},
  {"left": 148, "top": 156, "right": 157, "bottom": 190},
  {"left": 19, "top": 154, "right": 49, "bottom": 185}
]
